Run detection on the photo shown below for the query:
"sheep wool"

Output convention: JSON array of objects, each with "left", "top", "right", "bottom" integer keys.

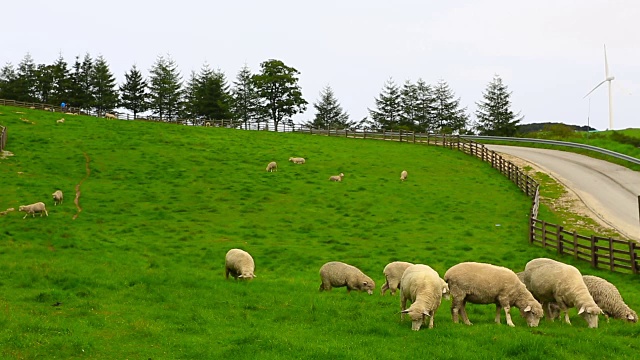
[
  {"left": 52, "top": 190, "right": 63, "bottom": 206},
  {"left": 444, "top": 262, "right": 543, "bottom": 327},
  {"left": 400, "top": 264, "right": 447, "bottom": 330},
  {"left": 266, "top": 161, "right": 278, "bottom": 172},
  {"left": 18, "top": 202, "right": 49, "bottom": 219},
  {"left": 582, "top": 275, "right": 637, "bottom": 323},
  {"left": 381, "top": 261, "right": 414, "bottom": 295},
  {"left": 319, "top": 261, "right": 375, "bottom": 294},
  {"left": 400, "top": 170, "right": 408, "bottom": 181},
  {"left": 329, "top": 173, "right": 344, "bottom": 182},
  {"left": 288, "top": 157, "right": 305, "bottom": 164},
  {"left": 225, "top": 249, "right": 256, "bottom": 280}
]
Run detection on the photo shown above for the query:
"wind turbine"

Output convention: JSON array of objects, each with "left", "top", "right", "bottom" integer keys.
[{"left": 583, "top": 45, "right": 614, "bottom": 130}]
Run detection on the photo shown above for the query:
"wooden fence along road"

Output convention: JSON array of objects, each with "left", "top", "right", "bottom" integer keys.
[{"left": 0, "top": 99, "right": 637, "bottom": 274}]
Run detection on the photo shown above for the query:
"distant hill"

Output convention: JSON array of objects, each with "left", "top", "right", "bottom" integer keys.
[{"left": 517, "top": 122, "right": 596, "bottom": 134}]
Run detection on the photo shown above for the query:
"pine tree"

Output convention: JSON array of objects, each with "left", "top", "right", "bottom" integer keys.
[
  {"left": 413, "top": 79, "right": 436, "bottom": 132},
  {"left": 399, "top": 80, "right": 418, "bottom": 130},
  {"left": 148, "top": 55, "right": 183, "bottom": 121},
  {"left": 231, "top": 64, "right": 262, "bottom": 129},
  {"left": 252, "top": 59, "right": 307, "bottom": 131},
  {"left": 306, "top": 85, "right": 351, "bottom": 129},
  {"left": 15, "top": 53, "right": 38, "bottom": 102},
  {"left": 50, "top": 54, "right": 71, "bottom": 106},
  {"left": 119, "top": 64, "right": 148, "bottom": 119},
  {"left": 91, "top": 55, "right": 119, "bottom": 115},
  {"left": 34, "top": 63, "right": 54, "bottom": 103},
  {"left": 187, "top": 63, "right": 232, "bottom": 121},
  {"left": 0, "top": 63, "right": 19, "bottom": 100},
  {"left": 368, "top": 78, "right": 402, "bottom": 130},
  {"left": 432, "top": 79, "right": 469, "bottom": 134},
  {"left": 68, "top": 54, "right": 95, "bottom": 110},
  {"left": 475, "top": 75, "right": 523, "bottom": 136}
]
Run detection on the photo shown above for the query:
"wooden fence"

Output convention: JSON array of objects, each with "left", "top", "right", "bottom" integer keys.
[
  {"left": 0, "top": 125, "right": 6, "bottom": 152},
  {"left": 1, "top": 99, "right": 637, "bottom": 273}
]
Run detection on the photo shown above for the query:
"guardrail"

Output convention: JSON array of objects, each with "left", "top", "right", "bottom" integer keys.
[{"left": 460, "top": 135, "right": 640, "bottom": 166}]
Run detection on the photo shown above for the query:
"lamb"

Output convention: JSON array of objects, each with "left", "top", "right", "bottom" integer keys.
[
  {"left": 18, "top": 202, "right": 49, "bottom": 219},
  {"left": 224, "top": 249, "right": 256, "bottom": 279},
  {"left": 52, "top": 190, "right": 63, "bottom": 206},
  {"left": 319, "top": 261, "right": 375, "bottom": 294},
  {"left": 521, "top": 258, "right": 602, "bottom": 328},
  {"left": 56, "top": 118, "right": 65, "bottom": 123},
  {"left": 105, "top": 113, "right": 117, "bottom": 119},
  {"left": 444, "top": 262, "right": 543, "bottom": 327},
  {"left": 266, "top": 161, "right": 277, "bottom": 172},
  {"left": 400, "top": 170, "right": 408, "bottom": 181},
  {"left": 329, "top": 173, "right": 345, "bottom": 182},
  {"left": 381, "top": 261, "right": 414, "bottom": 295},
  {"left": 581, "top": 275, "right": 637, "bottom": 323},
  {"left": 400, "top": 264, "right": 448, "bottom": 330},
  {"left": 288, "top": 157, "right": 305, "bottom": 164}
]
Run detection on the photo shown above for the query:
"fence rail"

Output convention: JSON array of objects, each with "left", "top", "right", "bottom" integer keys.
[{"left": 1, "top": 99, "right": 637, "bottom": 273}]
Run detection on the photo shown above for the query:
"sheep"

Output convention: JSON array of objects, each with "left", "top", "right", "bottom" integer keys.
[
  {"left": 444, "top": 262, "right": 544, "bottom": 327},
  {"left": 319, "top": 261, "right": 375, "bottom": 295},
  {"left": 400, "top": 264, "right": 448, "bottom": 330},
  {"left": 288, "top": 157, "right": 306, "bottom": 164},
  {"left": 381, "top": 261, "right": 414, "bottom": 295},
  {"left": 18, "top": 202, "right": 49, "bottom": 219},
  {"left": 105, "top": 113, "right": 117, "bottom": 119},
  {"left": 56, "top": 118, "right": 65, "bottom": 123},
  {"left": 0, "top": 208, "right": 15, "bottom": 216},
  {"left": 266, "top": 161, "right": 278, "bottom": 172},
  {"left": 329, "top": 173, "right": 345, "bottom": 182},
  {"left": 521, "top": 258, "right": 602, "bottom": 328},
  {"left": 400, "top": 170, "right": 408, "bottom": 181},
  {"left": 581, "top": 275, "right": 637, "bottom": 323},
  {"left": 52, "top": 190, "right": 63, "bottom": 206},
  {"left": 205, "top": 121, "right": 211, "bottom": 127},
  {"left": 224, "top": 249, "right": 256, "bottom": 279}
]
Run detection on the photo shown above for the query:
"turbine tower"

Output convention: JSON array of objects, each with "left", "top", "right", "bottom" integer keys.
[{"left": 584, "top": 45, "right": 614, "bottom": 130}]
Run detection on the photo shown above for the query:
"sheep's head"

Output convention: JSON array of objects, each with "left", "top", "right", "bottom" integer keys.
[
  {"left": 360, "top": 280, "right": 375, "bottom": 295},
  {"left": 402, "top": 308, "right": 430, "bottom": 331},
  {"left": 519, "top": 302, "right": 544, "bottom": 327},
  {"left": 578, "top": 305, "right": 602, "bottom": 328},
  {"left": 238, "top": 272, "right": 256, "bottom": 280},
  {"left": 623, "top": 310, "right": 637, "bottom": 323},
  {"left": 18, "top": 205, "right": 26, "bottom": 212}
]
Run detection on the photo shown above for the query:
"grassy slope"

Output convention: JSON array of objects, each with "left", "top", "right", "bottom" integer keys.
[{"left": 0, "top": 107, "right": 639, "bottom": 359}]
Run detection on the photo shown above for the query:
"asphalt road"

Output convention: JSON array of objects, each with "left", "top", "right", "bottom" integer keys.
[{"left": 486, "top": 145, "right": 640, "bottom": 241}]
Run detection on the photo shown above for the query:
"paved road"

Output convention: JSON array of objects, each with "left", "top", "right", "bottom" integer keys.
[{"left": 486, "top": 145, "right": 640, "bottom": 240}]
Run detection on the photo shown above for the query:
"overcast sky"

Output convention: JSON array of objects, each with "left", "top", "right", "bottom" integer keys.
[{"left": 3, "top": 0, "right": 639, "bottom": 130}]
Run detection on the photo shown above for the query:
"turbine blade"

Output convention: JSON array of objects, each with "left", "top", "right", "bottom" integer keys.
[
  {"left": 604, "top": 44, "right": 610, "bottom": 78},
  {"left": 583, "top": 80, "right": 607, "bottom": 98}
]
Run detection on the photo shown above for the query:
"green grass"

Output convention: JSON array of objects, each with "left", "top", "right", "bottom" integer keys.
[{"left": 1, "top": 106, "right": 639, "bottom": 359}]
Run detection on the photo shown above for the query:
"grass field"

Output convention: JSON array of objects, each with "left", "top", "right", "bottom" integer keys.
[{"left": 1, "top": 107, "right": 639, "bottom": 359}]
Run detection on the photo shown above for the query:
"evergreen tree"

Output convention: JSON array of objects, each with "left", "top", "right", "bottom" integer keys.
[
  {"left": 306, "top": 85, "right": 351, "bottom": 129},
  {"left": 252, "top": 59, "right": 307, "bottom": 131},
  {"left": 475, "top": 75, "right": 523, "bottom": 136},
  {"left": 231, "top": 64, "right": 262, "bottom": 129},
  {"left": 413, "top": 79, "right": 436, "bottom": 132},
  {"left": 432, "top": 79, "right": 469, "bottom": 134},
  {"left": 119, "top": 64, "right": 148, "bottom": 119},
  {"left": 399, "top": 80, "right": 418, "bottom": 129},
  {"left": 50, "top": 54, "right": 71, "bottom": 106},
  {"left": 34, "top": 63, "right": 54, "bottom": 103},
  {"left": 91, "top": 55, "right": 119, "bottom": 115},
  {"left": 0, "top": 63, "right": 19, "bottom": 100},
  {"left": 68, "top": 54, "right": 95, "bottom": 110},
  {"left": 15, "top": 53, "right": 38, "bottom": 102},
  {"left": 187, "top": 63, "right": 233, "bottom": 121},
  {"left": 148, "top": 55, "right": 183, "bottom": 121},
  {"left": 368, "top": 78, "right": 402, "bottom": 130}
]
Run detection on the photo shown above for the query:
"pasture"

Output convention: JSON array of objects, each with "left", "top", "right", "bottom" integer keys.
[{"left": 0, "top": 107, "right": 638, "bottom": 359}]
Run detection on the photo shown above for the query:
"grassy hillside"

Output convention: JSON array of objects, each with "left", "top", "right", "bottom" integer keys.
[{"left": 0, "top": 107, "right": 639, "bottom": 359}]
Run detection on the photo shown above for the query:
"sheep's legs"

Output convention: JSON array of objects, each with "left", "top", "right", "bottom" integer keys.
[
  {"left": 503, "top": 305, "right": 515, "bottom": 327},
  {"left": 380, "top": 281, "right": 389, "bottom": 295},
  {"left": 460, "top": 305, "right": 472, "bottom": 325}
]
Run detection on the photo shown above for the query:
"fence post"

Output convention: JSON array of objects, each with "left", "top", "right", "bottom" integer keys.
[
  {"left": 528, "top": 215, "right": 534, "bottom": 244},
  {"left": 608, "top": 237, "right": 615, "bottom": 272},
  {"left": 590, "top": 235, "right": 598, "bottom": 269},
  {"left": 629, "top": 241, "right": 638, "bottom": 274},
  {"left": 573, "top": 231, "right": 578, "bottom": 260},
  {"left": 541, "top": 221, "right": 547, "bottom": 247},
  {"left": 557, "top": 226, "right": 564, "bottom": 255}
]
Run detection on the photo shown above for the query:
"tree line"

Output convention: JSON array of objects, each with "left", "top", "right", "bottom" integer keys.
[{"left": 0, "top": 53, "right": 522, "bottom": 135}]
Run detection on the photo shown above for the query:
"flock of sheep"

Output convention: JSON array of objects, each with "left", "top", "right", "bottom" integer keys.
[
  {"left": 225, "top": 249, "right": 637, "bottom": 331},
  {"left": 266, "top": 157, "right": 408, "bottom": 183},
  {"left": 15, "top": 190, "right": 63, "bottom": 219}
]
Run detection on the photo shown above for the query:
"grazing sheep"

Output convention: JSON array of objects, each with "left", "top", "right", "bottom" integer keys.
[
  {"left": 43, "top": 107, "right": 50, "bottom": 111},
  {"left": 18, "top": 202, "right": 49, "bottom": 219},
  {"left": 105, "top": 113, "right": 117, "bottom": 119},
  {"left": 444, "top": 262, "right": 544, "bottom": 327},
  {"left": 225, "top": 249, "right": 256, "bottom": 279},
  {"left": 319, "top": 261, "right": 375, "bottom": 294},
  {"left": 521, "top": 258, "right": 602, "bottom": 328},
  {"left": 582, "top": 275, "right": 637, "bottom": 323},
  {"left": 52, "top": 190, "right": 63, "bottom": 206},
  {"left": 400, "top": 170, "right": 408, "bottom": 181},
  {"left": 329, "top": 173, "right": 345, "bottom": 182},
  {"left": 400, "top": 264, "right": 448, "bottom": 330},
  {"left": 288, "top": 157, "right": 306, "bottom": 164},
  {"left": 0, "top": 208, "right": 15, "bottom": 216},
  {"left": 381, "top": 261, "right": 414, "bottom": 295},
  {"left": 205, "top": 121, "right": 211, "bottom": 127},
  {"left": 266, "top": 161, "right": 278, "bottom": 172},
  {"left": 56, "top": 118, "right": 65, "bottom": 123}
]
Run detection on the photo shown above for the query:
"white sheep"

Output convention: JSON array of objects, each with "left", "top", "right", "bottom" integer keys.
[
  {"left": 225, "top": 249, "right": 256, "bottom": 279},
  {"left": 444, "top": 262, "right": 544, "bottom": 327},
  {"left": 288, "top": 157, "right": 306, "bottom": 164},
  {"left": 56, "top": 118, "right": 65, "bottom": 123},
  {"left": 521, "top": 258, "right": 602, "bottom": 328},
  {"left": 52, "top": 190, "right": 63, "bottom": 206},
  {"left": 381, "top": 261, "right": 413, "bottom": 295},
  {"left": 400, "top": 170, "right": 408, "bottom": 181},
  {"left": 400, "top": 264, "right": 448, "bottom": 330},
  {"left": 266, "top": 161, "right": 278, "bottom": 172},
  {"left": 319, "top": 261, "right": 375, "bottom": 294},
  {"left": 329, "top": 173, "right": 345, "bottom": 182},
  {"left": 18, "top": 202, "right": 49, "bottom": 219},
  {"left": 105, "top": 113, "right": 117, "bottom": 119},
  {"left": 582, "top": 275, "right": 637, "bottom": 323}
]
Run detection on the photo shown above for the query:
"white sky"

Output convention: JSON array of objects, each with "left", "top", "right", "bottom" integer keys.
[{"left": 3, "top": 0, "right": 639, "bottom": 130}]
